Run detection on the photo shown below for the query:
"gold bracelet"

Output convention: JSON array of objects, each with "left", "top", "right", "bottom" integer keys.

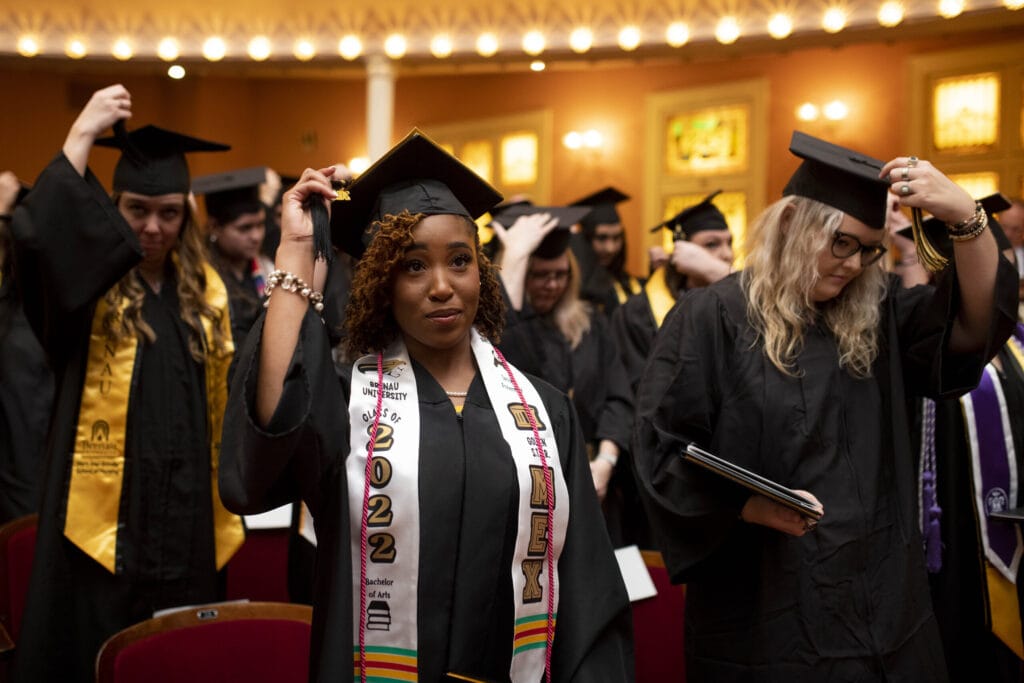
[
  {"left": 947, "top": 205, "right": 988, "bottom": 242},
  {"left": 263, "top": 269, "right": 325, "bottom": 313}
]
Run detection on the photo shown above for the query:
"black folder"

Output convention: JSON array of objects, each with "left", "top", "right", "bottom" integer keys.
[{"left": 682, "top": 444, "right": 823, "bottom": 521}]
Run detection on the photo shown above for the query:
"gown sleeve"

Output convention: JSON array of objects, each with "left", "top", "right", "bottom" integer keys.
[
  {"left": 609, "top": 297, "right": 654, "bottom": 394},
  {"left": 10, "top": 153, "right": 142, "bottom": 359},
  {"left": 218, "top": 308, "right": 349, "bottom": 521},
  {"left": 545, "top": 386, "right": 635, "bottom": 682},
  {"left": 631, "top": 284, "right": 751, "bottom": 583},
  {"left": 590, "top": 315, "right": 634, "bottom": 452}
]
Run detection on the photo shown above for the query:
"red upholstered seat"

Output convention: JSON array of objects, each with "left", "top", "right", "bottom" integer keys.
[
  {"left": 633, "top": 550, "right": 686, "bottom": 683},
  {"left": 95, "top": 601, "right": 312, "bottom": 683},
  {"left": 0, "top": 514, "right": 38, "bottom": 647},
  {"left": 225, "top": 528, "right": 291, "bottom": 603}
]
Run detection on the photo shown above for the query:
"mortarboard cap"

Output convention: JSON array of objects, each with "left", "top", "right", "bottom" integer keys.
[
  {"left": 95, "top": 124, "right": 230, "bottom": 196},
  {"left": 330, "top": 129, "right": 502, "bottom": 259},
  {"left": 650, "top": 190, "right": 729, "bottom": 240},
  {"left": 898, "top": 192, "right": 1014, "bottom": 256},
  {"left": 193, "top": 166, "right": 268, "bottom": 224},
  {"left": 570, "top": 187, "right": 630, "bottom": 234},
  {"left": 783, "top": 131, "right": 889, "bottom": 230},
  {"left": 491, "top": 202, "right": 592, "bottom": 259}
]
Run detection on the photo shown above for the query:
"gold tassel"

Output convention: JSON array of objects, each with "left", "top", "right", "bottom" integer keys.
[{"left": 911, "top": 207, "right": 949, "bottom": 273}]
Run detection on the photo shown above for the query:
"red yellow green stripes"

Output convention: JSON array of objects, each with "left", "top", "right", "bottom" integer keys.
[
  {"left": 352, "top": 646, "right": 418, "bottom": 682},
  {"left": 512, "top": 613, "right": 557, "bottom": 656}
]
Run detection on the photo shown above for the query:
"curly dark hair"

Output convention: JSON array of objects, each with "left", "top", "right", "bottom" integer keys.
[{"left": 342, "top": 210, "right": 505, "bottom": 360}]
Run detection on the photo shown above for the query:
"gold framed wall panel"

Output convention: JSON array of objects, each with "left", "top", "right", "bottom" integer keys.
[
  {"left": 909, "top": 41, "right": 1024, "bottom": 200},
  {"left": 421, "top": 110, "right": 554, "bottom": 205},
  {"left": 644, "top": 78, "right": 769, "bottom": 266}
]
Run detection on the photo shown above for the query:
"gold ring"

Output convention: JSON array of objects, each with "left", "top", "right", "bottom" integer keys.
[
  {"left": 901, "top": 166, "right": 910, "bottom": 181},
  {"left": 907, "top": 156, "right": 919, "bottom": 168},
  {"left": 900, "top": 183, "right": 911, "bottom": 196}
]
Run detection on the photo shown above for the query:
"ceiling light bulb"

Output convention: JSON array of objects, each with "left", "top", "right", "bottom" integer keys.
[
  {"left": 65, "top": 38, "right": 87, "bottom": 59},
  {"left": 112, "top": 38, "right": 133, "bottom": 60},
  {"left": 248, "top": 36, "right": 272, "bottom": 61},
  {"left": 878, "top": 1, "right": 905, "bottom": 26},
  {"left": 202, "top": 36, "right": 227, "bottom": 61},
  {"left": 168, "top": 64, "right": 186, "bottom": 79},
  {"left": 338, "top": 35, "right": 362, "bottom": 60},
  {"left": 530, "top": 60, "right": 546, "bottom": 72},
  {"left": 618, "top": 25, "right": 641, "bottom": 51},
  {"left": 767, "top": 13, "right": 793, "bottom": 38},
  {"left": 17, "top": 35, "right": 40, "bottom": 57},
  {"left": 938, "top": 0, "right": 965, "bottom": 17},
  {"left": 822, "top": 7, "right": 848, "bottom": 32},
  {"left": 476, "top": 32, "right": 499, "bottom": 57},
  {"left": 294, "top": 38, "right": 316, "bottom": 61},
  {"left": 1005, "top": 0, "right": 1024, "bottom": 9},
  {"left": 522, "top": 30, "right": 546, "bottom": 56},
  {"left": 569, "top": 27, "right": 593, "bottom": 53},
  {"left": 715, "top": 17, "right": 741, "bottom": 44},
  {"left": 430, "top": 34, "right": 453, "bottom": 58},
  {"left": 157, "top": 37, "right": 179, "bottom": 61},
  {"left": 666, "top": 22, "right": 690, "bottom": 47},
  {"left": 384, "top": 34, "right": 407, "bottom": 59}
]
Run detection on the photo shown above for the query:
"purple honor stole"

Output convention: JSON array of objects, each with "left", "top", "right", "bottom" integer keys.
[{"left": 960, "top": 324, "right": 1024, "bottom": 657}]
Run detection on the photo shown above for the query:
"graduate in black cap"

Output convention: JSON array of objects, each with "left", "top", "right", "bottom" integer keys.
[
  {"left": 632, "top": 130, "right": 1019, "bottom": 680},
  {"left": 8, "top": 85, "right": 243, "bottom": 682},
  {"left": 569, "top": 187, "right": 643, "bottom": 314},
  {"left": 489, "top": 202, "right": 637, "bottom": 547},
  {"left": 610, "top": 190, "right": 734, "bottom": 395},
  {"left": 0, "top": 171, "right": 53, "bottom": 525},
  {"left": 219, "top": 130, "right": 633, "bottom": 682},
  {"left": 891, "top": 196, "right": 1024, "bottom": 680},
  {"left": 194, "top": 166, "right": 276, "bottom": 349}
]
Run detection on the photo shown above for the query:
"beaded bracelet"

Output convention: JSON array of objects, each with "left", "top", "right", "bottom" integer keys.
[
  {"left": 263, "top": 269, "right": 325, "bottom": 313},
  {"left": 594, "top": 451, "right": 619, "bottom": 467},
  {"left": 946, "top": 202, "right": 988, "bottom": 242}
]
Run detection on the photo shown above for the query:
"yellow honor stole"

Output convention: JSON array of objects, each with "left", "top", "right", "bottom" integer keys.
[
  {"left": 64, "top": 263, "right": 244, "bottom": 573},
  {"left": 643, "top": 266, "right": 676, "bottom": 329},
  {"left": 612, "top": 275, "right": 642, "bottom": 305}
]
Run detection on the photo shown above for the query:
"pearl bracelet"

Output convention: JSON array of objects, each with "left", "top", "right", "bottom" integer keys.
[{"left": 263, "top": 269, "right": 325, "bottom": 313}]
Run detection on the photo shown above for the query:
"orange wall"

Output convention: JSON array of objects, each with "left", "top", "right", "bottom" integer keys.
[{"left": 0, "top": 29, "right": 1009, "bottom": 274}]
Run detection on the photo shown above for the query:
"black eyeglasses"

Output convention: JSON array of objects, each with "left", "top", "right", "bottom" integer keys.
[{"left": 831, "top": 230, "right": 888, "bottom": 266}]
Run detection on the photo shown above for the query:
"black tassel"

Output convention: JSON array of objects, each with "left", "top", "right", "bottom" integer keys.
[{"left": 306, "top": 196, "right": 334, "bottom": 265}]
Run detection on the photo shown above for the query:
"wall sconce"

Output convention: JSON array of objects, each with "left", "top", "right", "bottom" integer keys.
[
  {"left": 796, "top": 99, "right": 849, "bottom": 122},
  {"left": 563, "top": 129, "right": 604, "bottom": 150}
]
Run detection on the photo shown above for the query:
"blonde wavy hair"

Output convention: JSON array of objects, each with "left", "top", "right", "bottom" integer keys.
[
  {"left": 529, "top": 250, "right": 592, "bottom": 350},
  {"left": 102, "top": 194, "right": 229, "bottom": 362},
  {"left": 740, "top": 196, "right": 888, "bottom": 378}
]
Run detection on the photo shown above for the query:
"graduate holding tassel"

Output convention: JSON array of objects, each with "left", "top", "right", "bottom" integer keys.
[
  {"left": 632, "top": 131, "right": 1019, "bottom": 679},
  {"left": 219, "top": 130, "right": 632, "bottom": 682},
  {"left": 9, "top": 85, "right": 242, "bottom": 682}
]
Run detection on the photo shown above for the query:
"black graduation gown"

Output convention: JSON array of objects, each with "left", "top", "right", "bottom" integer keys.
[
  {"left": 9, "top": 155, "right": 222, "bottom": 683},
  {"left": 925, "top": 342, "right": 1024, "bottom": 682},
  {"left": 497, "top": 303, "right": 642, "bottom": 547},
  {"left": 0, "top": 276, "right": 53, "bottom": 523},
  {"left": 609, "top": 287, "right": 663, "bottom": 395},
  {"left": 219, "top": 310, "right": 634, "bottom": 683},
  {"left": 633, "top": 266, "right": 1018, "bottom": 681},
  {"left": 210, "top": 257, "right": 263, "bottom": 352}
]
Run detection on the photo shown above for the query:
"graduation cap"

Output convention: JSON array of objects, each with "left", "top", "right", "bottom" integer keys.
[
  {"left": 783, "top": 131, "right": 889, "bottom": 230},
  {"left": 94, "top": 124, "right": 230, "bottom": 196},
  {"left": 897, "top": 192, "right": 1013, "bottom": 259},
  {"left": 329, "top": 129, "right": 503, "bottom": 259},
  {"left": 650, "top": 190, "right": 729, "bottom": 241},
  {"left": 570, "top": 186, "right": 629, "bottom": 236},
  {"left": 491, "top": 202, "right": 592, "bottom": 259},
  {"left": 193, "top": 166, "right": 268, "bottom": 224}
]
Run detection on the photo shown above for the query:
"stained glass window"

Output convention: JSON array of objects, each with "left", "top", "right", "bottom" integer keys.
[
  {"left": 460, "top": 141, "right": 493, "bottom": 183},
  {"left": 665, "top": 105, "right": 749, "bottom": 174},
  {"left": 932, "top": 73, "right": 1000, "bottom": 151},
  {"left": 947, "top": 171, "right": 999, "bottom": 199},
  {"left": 500, "top": 133, "right": 538, "bottom": 185}
]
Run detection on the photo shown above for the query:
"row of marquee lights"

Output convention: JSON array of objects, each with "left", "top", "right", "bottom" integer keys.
[{"left": 13, "top": 0, "right": 1024, "bottom": 62}]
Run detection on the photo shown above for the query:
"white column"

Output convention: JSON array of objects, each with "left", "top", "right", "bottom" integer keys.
[{"left": 365, "top": 55, "right": 395, "bottom": 162}]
